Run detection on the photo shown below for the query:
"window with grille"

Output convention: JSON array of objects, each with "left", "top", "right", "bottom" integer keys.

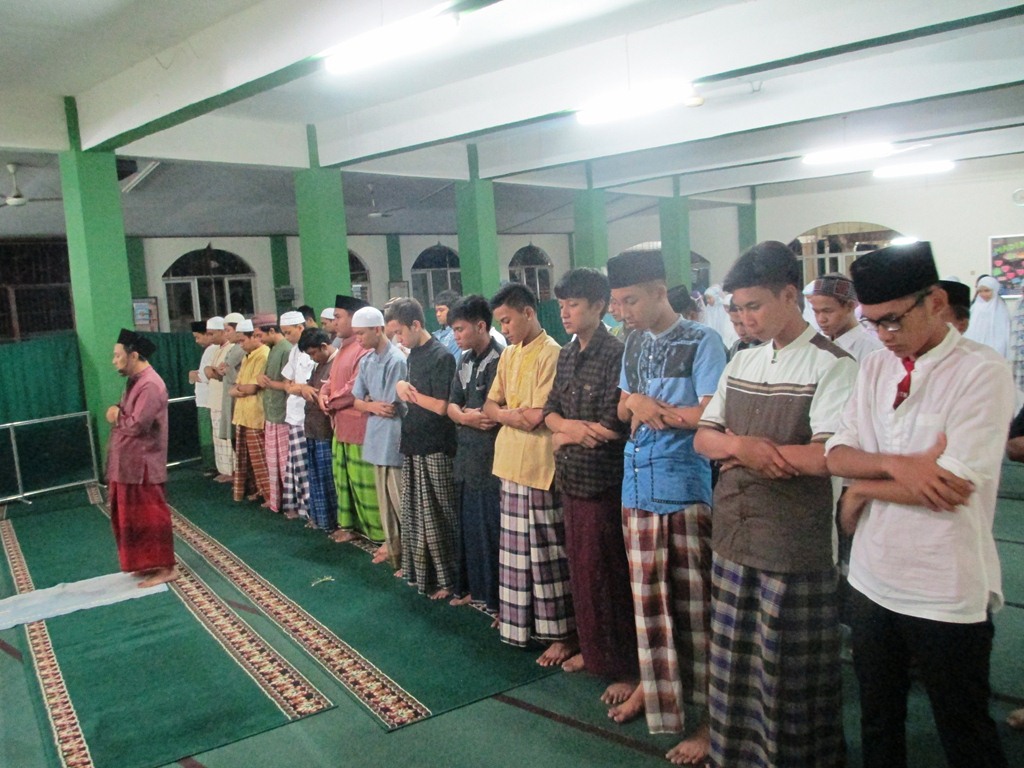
[{"left": 0, "top": 240, "right": 74, "bottom": 341}]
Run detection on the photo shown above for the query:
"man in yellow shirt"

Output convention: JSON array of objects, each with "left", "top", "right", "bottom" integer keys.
[
  {"left": 230, "top": 318, "right": 271, "bottom": 504},
  {"left": 483, "top": 283, "right": 574, "bottom": 666}
]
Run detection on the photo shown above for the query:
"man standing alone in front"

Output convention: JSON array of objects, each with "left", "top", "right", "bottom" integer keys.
[{"left": 107, "top": 328, "right": 178, "bottom": 588}]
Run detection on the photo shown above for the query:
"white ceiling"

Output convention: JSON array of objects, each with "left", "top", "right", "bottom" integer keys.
[{"left": 1, "top": 0, "right": 1022, "bottom": 238}]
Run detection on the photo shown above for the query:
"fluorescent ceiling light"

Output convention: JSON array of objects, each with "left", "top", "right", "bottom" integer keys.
[
  {"left": 802, "top": 142, "right": 894, "bottom": 165},
  {"left": 576, "top": 81, "right": 699, "bottom": 126},
  {"left": 890, "top": 236, "right": 920, "bottom": 245},
  {"left": 873, "top": 160, "right": 956, "bottom": 178},
  {"left": 322, "top": 6, "right": 457, "bottom": 76}
]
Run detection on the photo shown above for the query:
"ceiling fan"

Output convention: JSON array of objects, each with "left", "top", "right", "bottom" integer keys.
[
  {"left": 0, "top": 163, "right": 62, "bottom": 209},
  {"left": 366, "top": 183, "right": 393, "bottom": 219}
]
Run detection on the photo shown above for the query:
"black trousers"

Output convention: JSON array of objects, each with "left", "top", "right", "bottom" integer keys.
[{"left": 849, "top": 589, "right": 1007, "bottom": 768}]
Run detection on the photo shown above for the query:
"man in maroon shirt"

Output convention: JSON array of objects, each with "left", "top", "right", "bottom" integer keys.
[{"left": 106, "top": 328, "right": 178, "bottom": 588}]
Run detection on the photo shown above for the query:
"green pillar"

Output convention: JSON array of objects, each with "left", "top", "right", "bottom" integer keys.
[
  {"left": 269, "top": 234, "right": 290, "bottom": 312},
  {"left": 125, "top": 237, "right": 147, "bottom": 298},
  {"left": 572, "top": 189, "right": 608, "bottom": 268},
  {"left": 738, "top": 201, "right": 757, "bottom": 254},
  {"left": 386, "top": 234, "right": 403, "bottom": 285},
  {"left": 60, "top": 145, "right": 133, "bottom": 459},
  {"left": 660, "top": 192, "right": 691, "bottom": 289},
  {"left": 295, "top": 125, "right": 349, "bottom": 314},
  {"left": 456, "top": 145, "right": 501, "bottom": 299}
]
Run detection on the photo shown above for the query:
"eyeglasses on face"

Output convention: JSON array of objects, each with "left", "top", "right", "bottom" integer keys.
[{"left": 859, "top": 289, "right": 932, "bottom": 333}]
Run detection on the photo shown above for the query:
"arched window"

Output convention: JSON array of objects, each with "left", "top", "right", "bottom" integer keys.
[
  {"left": 509, "top": 244, "right": 553, "bottom": 301},
  {"left": 621, "top": 242, "right": 710, "bottom": 293},
  {"left": 790, "top": 222, "right": 904, "bottom": 284},
  {"left": 162, "top": 245, "right": 255, "bottom": 332},
  {"left": 348, "top": 250, "right": 371, "bottom": 304},
  {"left": 411, "top": 244, "right": 461, "bottom": 308}
]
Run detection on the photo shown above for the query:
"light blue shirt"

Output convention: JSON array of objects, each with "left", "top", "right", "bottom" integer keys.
[
  {"left": 619, "top": 317, "right": 727, "bottom": 514},
  {"left": 353, "top": 343, "right": 407, "bottom": 467},
  {"left": 433, "top": 326, "right": 461, "bottom": 358}
]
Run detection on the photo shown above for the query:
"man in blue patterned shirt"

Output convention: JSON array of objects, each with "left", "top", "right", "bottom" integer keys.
[{"left": 609, "top": 249, "right": 727, "bottom": 766}]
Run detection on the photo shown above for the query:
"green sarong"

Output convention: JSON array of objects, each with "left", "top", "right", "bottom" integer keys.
[{"left": 332, "top": 437, "right": 384, "bottom": 542}]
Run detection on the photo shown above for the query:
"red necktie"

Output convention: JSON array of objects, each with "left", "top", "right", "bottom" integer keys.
[{"left": 893, "top": 357, "right": 915, "bottom": 409}]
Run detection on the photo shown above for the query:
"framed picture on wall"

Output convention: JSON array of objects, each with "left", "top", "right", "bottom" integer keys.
[
  {"left": 990, "top": 234, "right": 1024, "bottom": 297},
  {"left": 132, "top": 297, "right": 159, "bottom": 332}
]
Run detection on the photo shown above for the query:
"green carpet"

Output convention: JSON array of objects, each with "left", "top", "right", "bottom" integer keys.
[
  {"left": 0, "top": 505, "right": 333, "bottom": 768},
  {"left": 164, "top": 468, "right": 556, "bottom": 729}
]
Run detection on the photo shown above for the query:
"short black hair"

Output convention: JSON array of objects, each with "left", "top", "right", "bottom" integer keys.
[
  {"left": 434, "top": 289, "right": 461, "bottom": 308},
  {"left": 667, "top": 285, "right": 698, "bottom": 315},
  {"left": 554, "top": 268, "right": 610, "bottom": 309},
  {"left": 490, "top": 282, "right": 537, "bottom": 312},
  {"left": 723, "top": 240, "right": 802, "bottom": 294},
  {"left": 386, "top": 297, "right": 425, "bottom": 328},
  {"left": 951, "top": 305, "right": 970, "bottom": 322},
  {"left": 448, "top": 295, "right": 492, "bottom": 327},
  {"left": 298, "top": 328, "right": 330, "bottom": 353},
  {"left": 297, "top": 305, "right": 315, "bottom": 322},
  {"left": 120, "top": 340, "right": 149, "bottom": 363},
  {"left": 259, "top": 324, "right": 281, "bottom": 334}
]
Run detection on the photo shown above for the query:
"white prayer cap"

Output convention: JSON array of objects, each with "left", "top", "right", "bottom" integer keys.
[
  {"left": 236, "top": 319, "right": 254, "bottom": 333},
  {"left": 352, "top": 306, "right": 385, "bottom": 328},
  {"left": 320, "top": 307, "right": 336, "bottom": 320},
  {"left": 280, "top": 310, "right": 305, "bottom": 327},
  {"left": 802, "top": 281, "right": 816, "bottom": 296},
  {"left": 206, "top": 316, "right": 225, "bottom": 331},
  {"left": 224, "top": 312, "right": 245, "bottom": 325}
]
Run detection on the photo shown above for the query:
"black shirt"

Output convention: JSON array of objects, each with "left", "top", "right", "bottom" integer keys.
[{"left": 400, "top": 337, "right": 457, "bottom": 457}]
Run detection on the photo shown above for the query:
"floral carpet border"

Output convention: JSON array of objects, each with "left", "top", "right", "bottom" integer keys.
[
  {"left": 168, "top": 507, "right": 431, "bottom": 729},
  {"left": 1, "top": 519, "right": 94, "bottom": 768},
  {"left": 168, "top": 564, "right": 333, "bottom": 720}
]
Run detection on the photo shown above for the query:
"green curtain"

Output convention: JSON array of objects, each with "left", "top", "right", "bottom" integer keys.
[
  {"left": 0, "top": 332, "right": 85, "bottom": 423},
  {"left": 536, "top": 300, "right": 569, "bottom": 345},
  {"left": 139, "top": 331, "right": 202, "bottom": 400}
]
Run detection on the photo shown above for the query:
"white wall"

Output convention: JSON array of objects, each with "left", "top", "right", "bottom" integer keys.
[
  {"left": 755, "top": 154, "right": 1024, "bottom": 284},
  {"left": 143, "top": 236, "right": 275, "bottom": 331}
]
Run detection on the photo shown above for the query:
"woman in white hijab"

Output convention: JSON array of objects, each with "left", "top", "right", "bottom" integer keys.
[
  {"left": 964, "top": 275, "right": 1011, "bottom": 357},
  {"left": 703, "top": 284, "right": 739, "bottom": 347}
]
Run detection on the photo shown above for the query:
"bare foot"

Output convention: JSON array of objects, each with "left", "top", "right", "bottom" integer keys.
[
  {"left": 429, "top": 588, "right": 450, "bottom": 601},
  {"left": 261, "top": 501, "right": 273, "bottom": 509},
  {"left": 666, "top": 723, "right": 710, "bottom": 766},
  {"left": 608, "top": 683, "right": 645, "bottom": 724},
  {"left": 214, "top": 474, "right": 233, "bottom": 483},
  {"left": 137, "top": 567, "right": 179, "bottom": 589},
  {"left": 561, "top": 653, "right": 585, "bottom": 673},
  {"left": 600, "top": 680, "right": 637, "bottom": 705},
  {"left": 537, "top": 639, "right": 578, "bottom": 667},
  {"left": 330, "top": 530, "right": 356, "bottom": 543},
  {"left": 371, "top": 546, "right": 389, "bottom": 564},
  {"left": 449, "top": 593, "right": 474, "bottom": 606},
  {"left": 394, "top": 568, "right": 404, "bottom": 579},
  {"left": 490, "top": 616, "right": 500, "bottom": 629},
  {"left": 284, "top": 511, "right": 299, "bottom": 519},
  {"left": 1008, "top": 707, "right": 1024, "bottom": 730}
]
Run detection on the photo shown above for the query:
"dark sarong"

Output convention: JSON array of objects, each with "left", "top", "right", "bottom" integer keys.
[
  {"left": 108, "top": 481, "right": 175, "bottom": 573},
  {"left": 455, "top": 478, "right": 501, "bottom": 612},
  {"left": 565, "top": 491, "right": 638, "bottom": 681}
]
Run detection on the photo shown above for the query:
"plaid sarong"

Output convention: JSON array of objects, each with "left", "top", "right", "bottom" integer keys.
[
  {"left": 332, "top": 437, "right": 383, "bottom": 542},
  {"left": 264, "top": 422, "right": 289, "bottom": 512},
  {"left": 306, "top": 438, "right": 337, "bottom": 532},
  {"left": 233, "top": 425, "right": 270, "bottom": 503},
  {"left": 624, "top": 504, "right": 711, "bottom": 734},
  {"left": 498, "top": 480, "right": 574, "bottom": 647},
  {"left": 108, "top": 481, "right": 175, "bottom": 573},
  {"left": 709, "top": 554, "right": 845, "bottom": 768},
  {"left": 401, "top": 453, "right": 459, "bottom": 594},
  {"left": 282, "top": 423, "right": 310, "bottom": 519},
  {"left": 210, "top": 403, "right": 234, "bottom": 475}
]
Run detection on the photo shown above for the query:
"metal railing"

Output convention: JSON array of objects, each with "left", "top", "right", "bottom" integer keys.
[
  {"left": 167, "top": 395, "right": 203, "bottom": 468},
  {"left": 0, "top": 411, "right": 99, "bottom": 504}
]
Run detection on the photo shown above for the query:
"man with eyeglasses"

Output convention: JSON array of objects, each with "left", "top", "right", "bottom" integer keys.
[{"left": 826, "top": 241, "right": 1012, "bottom": 768}]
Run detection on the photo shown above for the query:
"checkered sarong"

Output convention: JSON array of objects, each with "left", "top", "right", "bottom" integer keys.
[
  {"left": 281, "top": 423, "right": 309, "bottom": 518},
  {"left": 498, "top": 480, "right": 574, "bottom": 647},
  {"left": 264, "top": 422, "right": 289, "bottom": 512},
  {"left": 709, "top": 554, "right": 844, "bottom": 768},
  {"left": 401, "top": 453, "right": 458, "bottom": 594},
  {"left": 233, "top": 425, "right": 270, "bottom": 502},
  {"left": 306, "top": 438, "right": 337, "bottom": 531},
  {"left": 332, "top": 438, "right": 383, "bottom": 542},
  {"left": 624, "top": 504, "right": 711, "bottom": 734},
  {"left": 210, "top": 403, "right": 234, "bottom": 475}
]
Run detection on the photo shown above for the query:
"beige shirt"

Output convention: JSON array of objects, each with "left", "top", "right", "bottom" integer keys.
[{"left": 488, "top": 330, "right": 561, "bottom": 490}]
